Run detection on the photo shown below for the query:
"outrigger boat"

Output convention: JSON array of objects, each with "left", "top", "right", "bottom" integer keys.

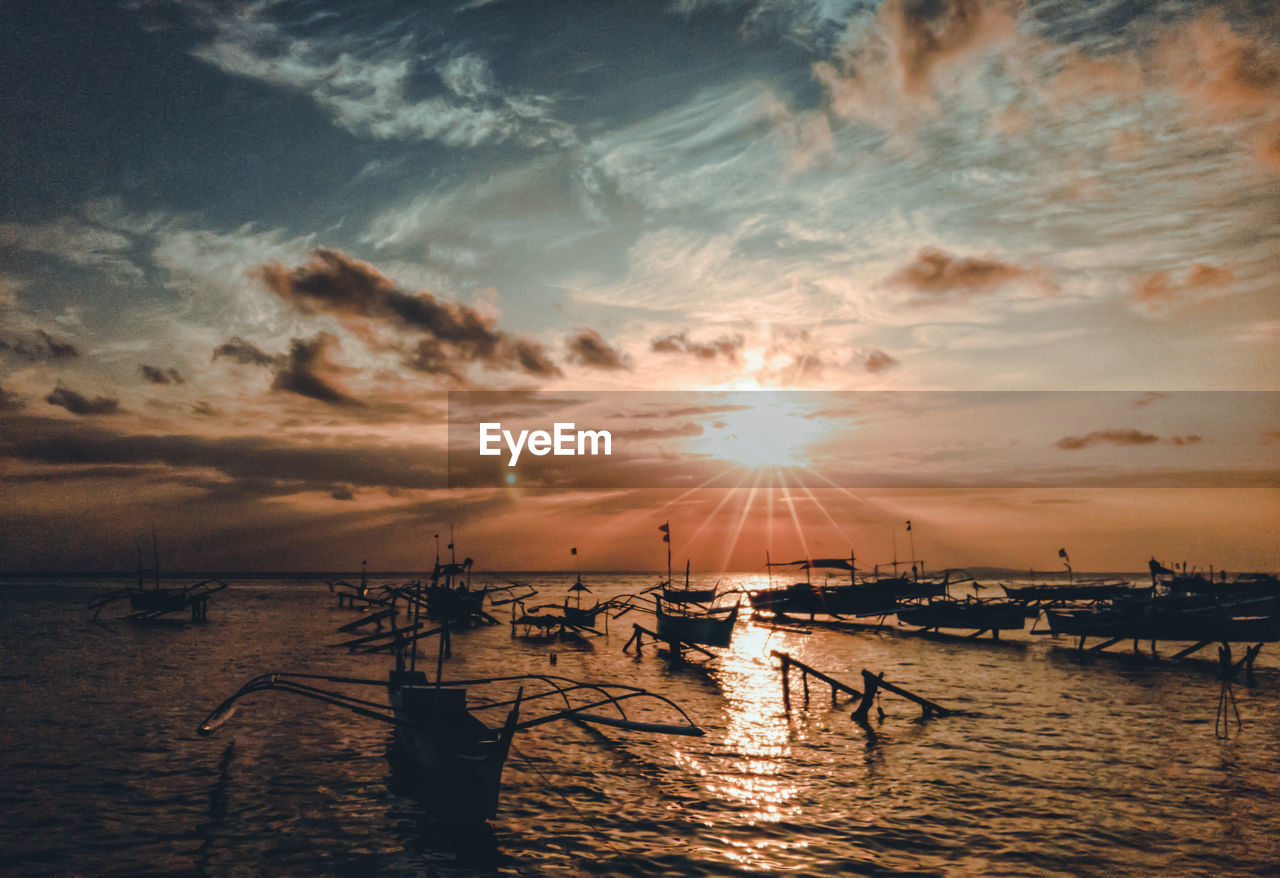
[
  {"left": 751, "top": 551, "right": 954, "bottom": 620},
  {"left": 651, "top": 523, "right": 740, "bottom": 648},
  {"left": 199, "top": 591, "right": 703, "bottom": 823},
  {"left": 896, "top": 593, "right": 1026, "bottom": 637},
  {"left": 89, "top": 534, "right": 227, "bottom": 622}
]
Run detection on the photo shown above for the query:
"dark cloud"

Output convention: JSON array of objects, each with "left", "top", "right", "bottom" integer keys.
[
  {"left": 566, "top": 328, "right": 631, "bottom": 371},
  {"left": 863, "top": 350, "right": 898, "bottom": 373},
  {"left": 508, "top": 337, "right": 560, "bottom": 377},
  {"left": 0, "top": 383, "right": 24, "bottom": 412},
  {"left": 272, "top": 334, "right": 363, "bottom": 407},
  {"left": 214, "top": 333, "right": 363, "bottom": 407},
  {"left": 890, "top": 247, "right": 1034, "bottom": 298},
  {"left": 1169, "top": 434, "right": 1202, "bottom": 446},
  {"left": 330, "top": 484, "right": 355, "bottom": 501},
  {"left": 650, "top": 331, "right": 744, "bottom": 362},
  {"left": 140, "top": 365, "right": 184, "bottom": 385},
  {"left": 45, "top": 385, "right": 121, "bottom": 416},
  {"left": 259, "top": 248, "right": 561, "bottom": 379},
  {"left": 0, "top": 415, "right": 447, "bottom": 495},
  {"left": 191, "top": 400, "right": 220, "bottom": 417},
  {"left": 0, "top": 329, "right": 79, "bottom": 362},
  {"left": 213, "top": 336, "right": 280, "bottom": 367},
  {"left": 1055, "top": 429, "right": 1159, "bottom": 450}
]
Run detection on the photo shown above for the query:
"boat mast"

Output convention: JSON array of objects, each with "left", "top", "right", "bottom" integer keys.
[
  {"left": 906, "top": 520, "right": 916, "bottom": 581},
  {"left": 152, "top": 528, "right": 160, "bottom": 589}
]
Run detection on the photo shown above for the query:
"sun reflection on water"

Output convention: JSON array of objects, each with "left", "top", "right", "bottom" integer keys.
[{"left": 674, "top": 620, "right": 812, "bottom": 869}]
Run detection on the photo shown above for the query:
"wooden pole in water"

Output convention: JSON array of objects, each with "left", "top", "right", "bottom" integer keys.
[{"left": 780, "top": 654, "right": 791, "bottom": 713}]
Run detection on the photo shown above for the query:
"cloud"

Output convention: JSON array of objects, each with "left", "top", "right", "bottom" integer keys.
[
  {"left": 650, "top": 331, "right": 744, "bottom": 362},
  {"left": 0, "top": 329, "right": 79, "bottom": 362},
  {"left": 1055, "top": 429, "right": 1160, "bottom": 450},
  {"left": 566, "top": 328, "right": 631, "bottom": 371},
  {"left": 213, "top": 336, "right": 280, "bottom": 367},
  {"left": 0, "top": 415, "right": 447, "bottom": 496},
  {"left": 45, "top": 386, "right": 122, "bottom": 416},
  {"left": 888, "top": 247, "right": 1040, "bottom": 299},
  {"left": 863, "top": 350, "right": 898, "bottom": 373},
  {"left": 1132, "top": 391, "right": 1168, "bottom": 408},
  {"left": 0, "top": 217, "right": 141, "bottom": 280},
  {"left": 271, "top": 334, "right": 363, "bottom": 408},
  {"left": 813, "top": 0, "right": 1017, "bottom": 122},
  {"left": 140, "top": 365, "right": 184, "bottom": 385},
  {"left": 0, "top": 383, "right": 24, "bottom": 412},
  {"left": 1131, "top": 263, "right": 1234, "bottom": 310},
  {"left": 213, "top": 331, "right": 363, "bottom": 407},
  {"left": 1169, "top": 434, "right": 1202, "bottom": 446},
  {"left": 330, "top": 484, "right": 355, "bottom": 501},
  {"left": 258, "top": 248, "right": 561, "bottom": 380},
  {"left": 190, "top": 7, "right": 571, "bottom": 148},
  {"left": 1154, "top": 13, "right": 1280, "bottom": 173}
]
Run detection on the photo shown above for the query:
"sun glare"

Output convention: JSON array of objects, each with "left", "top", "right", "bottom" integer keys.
[{"left": 697, "top": 397, "right": 828, "bottom": 469}]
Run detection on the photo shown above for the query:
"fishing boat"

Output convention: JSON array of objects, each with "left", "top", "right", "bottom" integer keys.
[
  {"left": 751, "top": 551, "right": 954, "bottom": 619},
  {"left": 650, "top": 523, "right": 740, "bottom": 648},
  {"left": 562, "top": 575, "right": 606, "bottom": 630},
  {"left": 199, "top": 636, "right": 703, "bottom": 823},
  {"left": 88, "top": 533, "right": 227, "bottom": 621},
  {"left": 896, "top": 595, "right": 1026, "bottom": 634}
]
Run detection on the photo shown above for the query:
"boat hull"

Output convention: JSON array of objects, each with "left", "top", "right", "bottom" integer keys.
[
  {"left": 655, "top": 602, "right": 739, "bottom": 648},
  {"left": 897, "top": 601, "right": 1026, "bottom": 631},
  {"left": 387, "top": 670, "right": 516, "bottom": 822}
]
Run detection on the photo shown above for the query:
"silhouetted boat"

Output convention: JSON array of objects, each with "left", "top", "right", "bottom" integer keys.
[
  {"left": 199, "top": 634, "right": 703, "bottom": 822},
  {"left": 88, "top": 533, "right": 226, "bottom": 621},
  {"left": 647, "top": 522, "right": 740, "bottom": 647},
  {"left": 897, "top": 598, "right": 1026, "bottom": 632},
  {"left": 751, "top": 553, "right": 953, "bottom": 618}
]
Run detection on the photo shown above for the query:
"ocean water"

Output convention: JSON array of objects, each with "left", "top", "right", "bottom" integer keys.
[{"left": 1, "top": 574, "right": 1278, "bottom": 876}]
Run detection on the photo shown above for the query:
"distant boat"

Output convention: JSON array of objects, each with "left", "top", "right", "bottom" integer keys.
[
  {"left": 750, "top": 553, "right": 953, "bottom": 619},
  {"left": 88, "top": 533, "right": 226, "bottom": 621}
]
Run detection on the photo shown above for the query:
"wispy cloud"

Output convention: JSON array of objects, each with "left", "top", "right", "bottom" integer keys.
[{"left": 190, "top": 3, "right": 572, "bottom": 148}]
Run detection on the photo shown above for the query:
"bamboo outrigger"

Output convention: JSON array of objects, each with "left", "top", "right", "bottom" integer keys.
[{"left": 199, "top": 565, "right": 703, "bottom": 823}]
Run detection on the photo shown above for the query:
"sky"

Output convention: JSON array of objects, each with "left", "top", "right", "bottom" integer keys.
[{"left": 1, "top": 0, "right": 1277, "bottom": 573}]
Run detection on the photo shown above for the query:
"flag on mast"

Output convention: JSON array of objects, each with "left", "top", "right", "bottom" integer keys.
[
  {"left": 570, "top": 547, "right": 577, "bottom": 555},
  {"left": 659, "top": 522, "right": 670, "bottom": 543},
  {"left": 906, "top": 520, "right": 911, "bottom": 531}
]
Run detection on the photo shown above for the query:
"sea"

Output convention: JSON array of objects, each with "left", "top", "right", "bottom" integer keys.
[{"left": 2, "top": 573, "right": 1278, "bottom": 876}]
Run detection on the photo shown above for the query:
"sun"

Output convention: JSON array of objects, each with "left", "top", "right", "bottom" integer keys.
[{"left": 697, "top": 396, "right": 828, "bottom": 469}]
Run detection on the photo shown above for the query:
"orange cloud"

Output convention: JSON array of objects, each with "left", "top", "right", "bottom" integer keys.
[
  {"left": 888, "top": 246, "right": 1038, "bottom": 299},
  {"left": 1056, "top": 429, "right": 1159, "bottom": 450},
  {"left": 1131, "top": 263, "right": 1234, "bottom": 310}
]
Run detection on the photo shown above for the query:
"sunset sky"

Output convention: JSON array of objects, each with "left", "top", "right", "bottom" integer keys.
[{"left": 1, "top": 0, "right": 1277, "bottom": 573}]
